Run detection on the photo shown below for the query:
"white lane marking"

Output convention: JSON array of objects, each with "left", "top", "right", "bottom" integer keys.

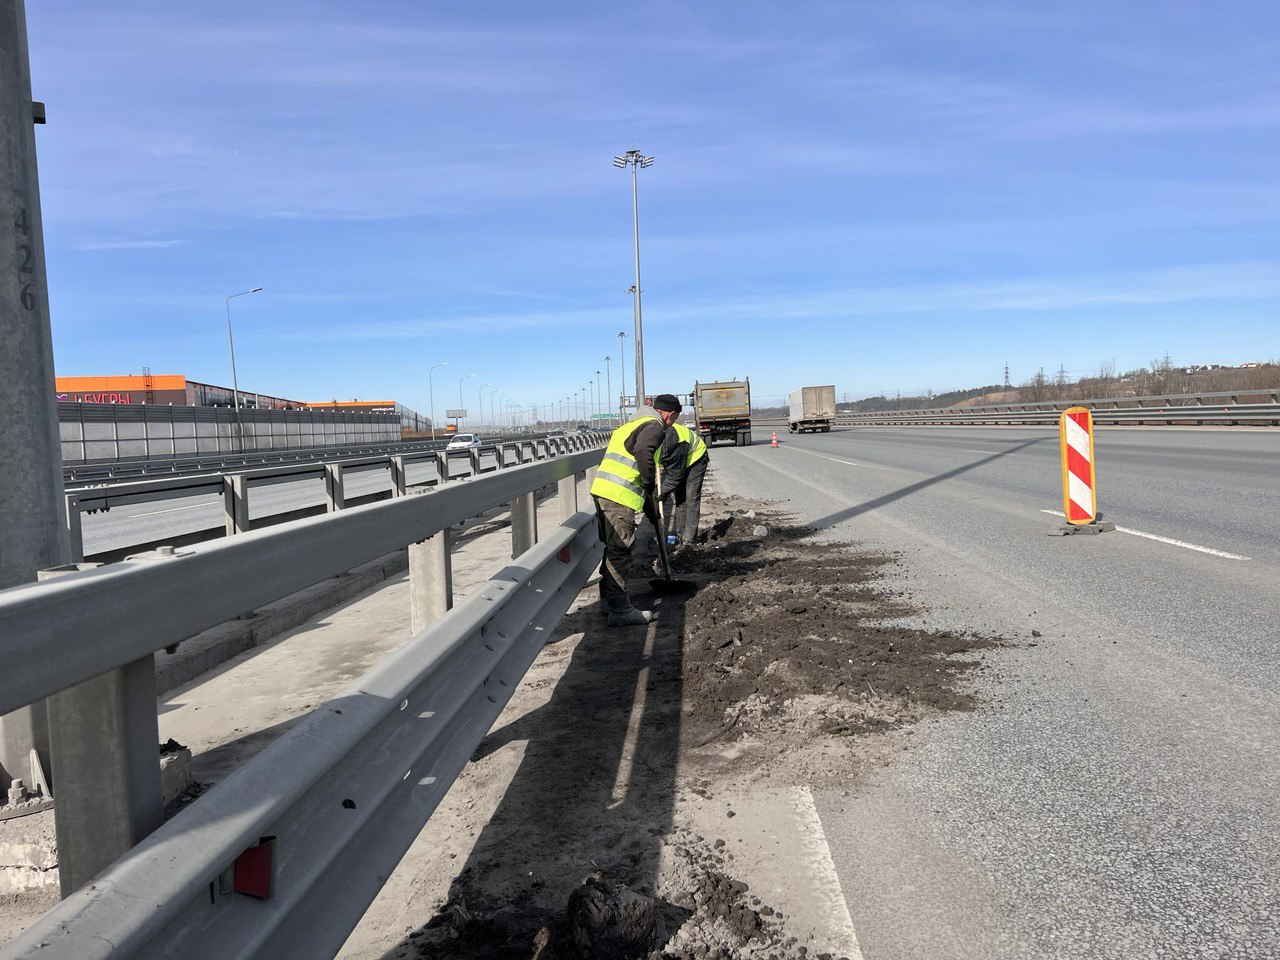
[
  {"left": 1040, "top": 510, "right": 1251, "bottom": 560},
  {"left": 780, "top": 446, "right": 883, "bottom": 469},
  {"left": 790, "top": 786, "right": 864, "bottom": 959},
  {"left": 964, "top": 449, "right": 1000, "bottom": 455},
  {"left": 129, "top": 502, "right": 211, "bottom": 518}
]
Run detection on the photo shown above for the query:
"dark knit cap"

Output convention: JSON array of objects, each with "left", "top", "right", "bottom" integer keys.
[{"left": 652, "top": 393, "right": 682, "bottom": 413}]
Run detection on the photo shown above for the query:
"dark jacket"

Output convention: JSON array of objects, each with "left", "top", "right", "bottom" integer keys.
[
  {"left": 622, "top": 405, "right": 678, "bottom": 491},
  {"left": 657, "top": 427, "right": 694, "bottom": 498}
]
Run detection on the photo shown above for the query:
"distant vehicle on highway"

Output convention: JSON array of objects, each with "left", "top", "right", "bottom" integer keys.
[
  {"left": 546, "top": 429, "right": 567, "bottom": 438},
  {"left": 446, "top": 433, "right": 482, "bottom": 451},
  {"left": 694, "top": 378, "right": 752, "bottom": 446},
  {"left": 788, "top": 385, "right": 836, "bottom": 433}
]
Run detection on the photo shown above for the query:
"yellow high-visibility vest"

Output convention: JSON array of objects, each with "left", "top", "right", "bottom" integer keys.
[
  {"left": 589, "top": 415, "right": 661, "bottom": 510},
  {"left": 670, "top": 422, "right": 707, "bottom": 466}
]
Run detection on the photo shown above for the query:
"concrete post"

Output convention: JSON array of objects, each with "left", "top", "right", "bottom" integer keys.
[
  {"left": 435, "top": 452, "right": 450, "bottom": 485},
  {"left": 223, "top": 474, "right": 250, "bottom": 534},
  {"left": 408, "top": 528, "right": 452, "bottom": 634},
  {"left": 558, "top": 473, "right": 579, "bottom": 521},
  {"left": 0, "top": 1, "right": 68, "bottom": 813},
  {"left": 511, "top": 492, "right": 538, "bottom": 557},
  {"left": 40, "top": 564, "right": 162, "bottom": 897}
]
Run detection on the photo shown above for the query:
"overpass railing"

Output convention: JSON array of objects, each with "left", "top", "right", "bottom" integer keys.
[{"left": 0, "top": 435, "right": 607, "bottom": 959}]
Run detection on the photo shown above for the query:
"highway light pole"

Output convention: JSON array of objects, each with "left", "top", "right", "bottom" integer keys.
[
  {"left": 613, "top": 149, "right": 653, "bottom": 407},
  {"left": 617, "top": 331, "right": 628, "bottom": 420},
  {"left": 476, "top": 382, "right": 492, "bottom": 434},
  {"left": 595, "top": 369, "right": 602, "bottom": 422},
  {"left": 224, "top": 286, "right": 262, "bottom": 452},
  {"left": 604, "top": 357, "right": 612, "bottom": 424},
  {"left": 458, "top": 373, "right": 475, "bottom": 431},
  {"left": 428, "top": 360, "right": 447, "bottom": 440}
]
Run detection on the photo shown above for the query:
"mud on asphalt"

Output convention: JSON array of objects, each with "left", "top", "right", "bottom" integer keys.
[{"left": 382, "top": 486, "right": 1009, "bottom": 960}]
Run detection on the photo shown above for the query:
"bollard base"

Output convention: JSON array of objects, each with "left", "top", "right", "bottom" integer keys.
[{"left": 1048, "top": 519, "right": 1116, "bottom": 536}]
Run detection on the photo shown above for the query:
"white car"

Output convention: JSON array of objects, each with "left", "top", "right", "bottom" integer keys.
[{"left": 446, "top": 433, "right": 482, "bottom": 451}]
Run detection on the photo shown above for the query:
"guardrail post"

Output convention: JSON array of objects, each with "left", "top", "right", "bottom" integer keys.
[
  {"left": 64, "top": 493, "right": 85, "bottom": 563},
  {"left": 390, "top": 455, "right": 407, "bottom": 497},
  {"left": 324, "top": 462, "right": 346, "bottom": 511},
  {"left": 558, "top": 472, "right": 579, "bottom": 521},
  {"left": 469, "top": 449, "right": 482, "bottom": 475},
  {"left": 41, "top": 563, "right": 163, "bottom": 897},
  {"left": 435, "top": 451, "right": 449, "bottom": 485},
  {"left": 511, "top": 492, "right": 538, "bottom": 556},
  {"left": 409, "top": 526, "right": 453, "bottom": 633},
  {"left": 223, "top": 474, "right": 250, "bottom": 534}
]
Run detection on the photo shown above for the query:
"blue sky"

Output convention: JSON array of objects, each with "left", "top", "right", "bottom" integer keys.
[{"left": 27, "top": 0, "right": 1280, "bottom": 415}]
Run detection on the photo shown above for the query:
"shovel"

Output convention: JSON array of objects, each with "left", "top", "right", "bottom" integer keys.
[{"left": 647, "top": 494, "right": 697, "bottom": 595}]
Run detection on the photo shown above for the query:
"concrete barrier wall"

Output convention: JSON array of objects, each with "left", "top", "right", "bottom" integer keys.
[{"left": 58, "top": 403, "right": 400, "bottom": 463}]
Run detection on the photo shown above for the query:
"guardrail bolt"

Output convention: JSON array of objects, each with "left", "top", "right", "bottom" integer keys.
[{"left": 7, "top": 778, "right": 30, "bottom": 805}]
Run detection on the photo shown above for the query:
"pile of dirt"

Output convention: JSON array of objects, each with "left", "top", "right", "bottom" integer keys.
[
  {"left": 674, "top": 500, "right": 1002, "bottom": 787},
  {"left": 380, "top": 490, "right": 1004, "bottom": 960}
]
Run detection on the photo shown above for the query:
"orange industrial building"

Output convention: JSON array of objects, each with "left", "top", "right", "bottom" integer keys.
[
  {"left": 55, "top": 374, "right": 305, "bottom": 410},
  {"left": 55, "top": 374, "right": 429, "bottom": 434}
]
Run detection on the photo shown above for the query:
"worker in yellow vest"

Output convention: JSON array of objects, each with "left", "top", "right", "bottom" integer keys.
[
  {"left": 589, "top": 393, "right": 683, "bottom": 626},
  {"left": 659, "top": 418, "right": 709, "bottom": 548}
]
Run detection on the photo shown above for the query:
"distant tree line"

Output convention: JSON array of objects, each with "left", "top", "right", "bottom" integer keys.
[{"left": 752, "top": 358, "right": 1277, "bottom": 417}]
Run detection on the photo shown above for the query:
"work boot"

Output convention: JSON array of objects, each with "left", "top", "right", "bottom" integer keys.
[{"left": 606, "top": 594, "right": 656, "bottom": 627}]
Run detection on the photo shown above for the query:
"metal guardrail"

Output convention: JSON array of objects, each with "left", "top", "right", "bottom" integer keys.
[
  {"left": 753, "top": 390, "right": 1280, "bottom": 428},
  {"left": 63, "top": 430, "right": 548, "bottom": 484},
  {"left": 66, "top": 434, "right": 602, "bottom": 562},
  {"left": 0, "top": 433, "right": 607, "bottom": 957},
  {"left": 1, "top": 515, "right": 602, "bottom": 960}
]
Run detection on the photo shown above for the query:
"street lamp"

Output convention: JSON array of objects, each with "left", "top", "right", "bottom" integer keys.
[
  {"left": 604, "top": 357, "right": 613, "bottom": 424},
  {"left": 613, "top": 149, "right": 653, "bottom": 407},
  {"left": 595, "top": 369, "right": 602, "bottom": 424},
  {"left": 617, "top": 331, "right": 628, "bottom": 421},
  {"left": 491, "top": 390, "right": 505, "bottom": 432},
  {"left": 428, "top": 360, "right": 448, "bottom": 440},
  {"left": 458, "top": 373, "right": 476, "bottom": 430},
  {"left": 224, "top": 286, "right": 263, "bottom": 452},
  {"left": 477, "top": 382, "right": 493, "bottom": 434}
]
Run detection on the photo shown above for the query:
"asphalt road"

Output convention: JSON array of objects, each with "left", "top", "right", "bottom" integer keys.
[
  {"left": 709, "top": 425, "right": 1279, "bottom": 960},
  {"left": 81, "top": 450, "right": 498, "bottom": 557}
]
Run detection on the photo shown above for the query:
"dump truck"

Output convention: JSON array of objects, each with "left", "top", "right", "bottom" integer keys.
[
  {"left": 693, "top": 378, "right": 752, "bottom": 446},
  {"left": 788, "top": 385, "right": 836, "bottom": 433}
]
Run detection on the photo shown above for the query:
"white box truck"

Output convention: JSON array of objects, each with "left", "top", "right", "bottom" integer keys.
[{"left": 788, "top": 385, "right": 836, "bottom": 433}]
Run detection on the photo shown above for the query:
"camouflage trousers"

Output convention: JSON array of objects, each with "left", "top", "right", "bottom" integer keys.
[{"left": 593, "top": 495, "right": 640, "bottom": 599}]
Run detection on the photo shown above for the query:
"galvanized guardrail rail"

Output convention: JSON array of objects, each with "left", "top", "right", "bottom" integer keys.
[
  {"left": 0, "top": 433, "right": 608, "bottom": 959},
  {"left": 62, "top": 430, "right": 568, "bottom": 484},
  {"left": 67, "top": 434, "right": 604, "bottom": 562},
  {"left": 754, "top": 390, "right": 1280, "bottom": 427}
]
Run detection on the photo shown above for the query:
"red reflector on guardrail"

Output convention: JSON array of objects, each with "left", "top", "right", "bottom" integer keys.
[
  {"left": 558, "top": 546, "right": 571, "bottom": 564},
  {"left": 234, "top": 837, "right": 276, "bottom": 900}
]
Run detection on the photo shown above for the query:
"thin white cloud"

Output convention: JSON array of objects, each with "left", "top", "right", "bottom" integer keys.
[
  {"left": 72, "top": 238, "right": 189, "bottom": 251},
  {"left": 262, "top": 261, "right": 1280, "bottom": 342}
]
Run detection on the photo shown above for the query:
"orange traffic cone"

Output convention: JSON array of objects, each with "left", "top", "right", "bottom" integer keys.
[{"left": 771, "top": 431, "right": 778, "bottom": 448}]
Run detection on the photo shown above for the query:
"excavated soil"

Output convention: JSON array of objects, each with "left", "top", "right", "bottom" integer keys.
[{"left": 377, "top": 488, "right": 1008, "bottom": 960}]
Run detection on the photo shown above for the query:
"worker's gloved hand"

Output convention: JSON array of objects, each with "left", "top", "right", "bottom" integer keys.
[{"left": 642, "top": 491, "right": 661, "bottom": 526}]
